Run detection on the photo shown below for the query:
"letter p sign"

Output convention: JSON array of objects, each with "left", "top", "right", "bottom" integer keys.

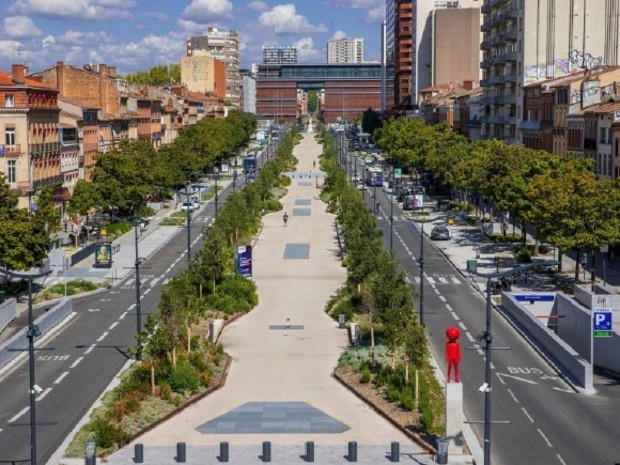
[{"left": 593, "top": 309, "right": 612, "bottom": 336}]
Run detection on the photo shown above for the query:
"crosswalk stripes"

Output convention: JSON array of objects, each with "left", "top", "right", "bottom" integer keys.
[
  {"left": 438, "top": 277, "right": 449, "bottom": 284},
  {"left": 426, "top": 277, "right": 436, "bottom": 284},
  {"left": 411, "top": 275, "right": 462, "bottom": 285},
  {"left": 451, "top": 276, "right": 461, "bottom": 284}
]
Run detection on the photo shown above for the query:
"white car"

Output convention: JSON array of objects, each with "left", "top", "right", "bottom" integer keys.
[
  {"left": 181, "top": 201, "right": 197, "bottom": 212},
  {"left": 356, "top": 181, "right": 365, "bottom": 190}
]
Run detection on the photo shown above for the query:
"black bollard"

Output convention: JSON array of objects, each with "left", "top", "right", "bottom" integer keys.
[
  {"left": 134, "top": 444, "right": 144, "bottom": 463},
  {"left": 390, "top": 442, "right": 400, "bottom": 462},
  {"left": 305, "top": 441, "right": 315, "bottom": 462},
  {"left": 176, "top": 442, "right": 186, "bottom": 463},
  {"left": 262, "top": 441, "right": 271, "bottom": 462},
  {"left": 347, "top": 441, "right": 357, "bottom": 462},
  {"left": 219, "top": 441, "right": 229, "bottom": 463}
]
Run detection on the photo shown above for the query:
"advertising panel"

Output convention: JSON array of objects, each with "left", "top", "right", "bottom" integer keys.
[
  {"left": 236, "top": 245, "right": 253, "bottom": 278},
  {"left": 95, "top": 243, "right": 113, "bottom": 268}
]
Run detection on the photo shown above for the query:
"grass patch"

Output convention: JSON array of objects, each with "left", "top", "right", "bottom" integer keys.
[
  {"left": 160, "top": 217, "right": 185, "bottom": 226},
  {"left": 203, "top": 186, "right": 221, "bottom": 202},
  {"left": 37, "top": 280, "right": 99, "bottom": 302},
  {"left": 171, "top": 211, "right": 190, "bottom": 218}
]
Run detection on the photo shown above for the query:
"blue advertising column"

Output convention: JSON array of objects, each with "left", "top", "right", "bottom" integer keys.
[{"left": 235, "top": 245, "right": 253, "bottom": 278}]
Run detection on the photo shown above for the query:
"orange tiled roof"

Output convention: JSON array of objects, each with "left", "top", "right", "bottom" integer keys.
[{"left": 0, "top": 70, "right": 55, "bottom": 89}]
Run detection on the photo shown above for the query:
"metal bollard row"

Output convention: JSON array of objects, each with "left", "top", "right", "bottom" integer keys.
[{"left": 129, "top": 441, "right": 404, "bottom": 463}]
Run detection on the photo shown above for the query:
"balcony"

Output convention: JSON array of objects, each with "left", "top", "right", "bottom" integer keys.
[
  {"left": 482, "top": 1, "right": 491, "bottom": 14},
  {"left": 504, "top": 29, "right": 518, "bottom": 41},
  {"left": 30, "top": 142, "right": 60, "bottom": 156},
  {"left": 497, "top": 94, "right": 517, "bottom": 105},
  {"left": 0, "top": 144, "right": 22, "bottom": 156},
  {"left": 480, "top": 60, "right": 492, "bottom": 69},
  {"left": 481, "top": 40, "right": 492, "bottom": 50},
  {"left": 33, "top": 173, "right": 64, "bottom": 189},
  {"left": 505, "top": 5, "right": 518, "bottom": 20},
  {"left": 520, "top": 120, "right": 542, "bottom": 131},
  {"left": 480, "top": 79, "right": 489, "bottom": 87}
]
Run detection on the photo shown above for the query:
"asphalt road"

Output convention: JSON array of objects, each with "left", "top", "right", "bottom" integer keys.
[
  {"left": 0, "top": 142, "right": 276, "bottom": 464},
  {"left": 345, "top": 146, "right": 620, "bottom": 465}
]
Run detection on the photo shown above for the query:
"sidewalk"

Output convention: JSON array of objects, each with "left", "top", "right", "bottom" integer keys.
[{"left": 107, "top": 132, "right": 435, "bottom": 463}]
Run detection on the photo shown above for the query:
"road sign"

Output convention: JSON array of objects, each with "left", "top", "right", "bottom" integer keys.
[
  {"left": 394, "top": 168, "right": 402, "bottom": 179},
  {"left": 593, "top": 308, "right": 612, "bottom": 337}
]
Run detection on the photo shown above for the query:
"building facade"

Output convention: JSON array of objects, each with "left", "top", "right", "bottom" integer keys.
[
  {"left": 0, "top": 64, "right": 62, "bottom": 208},
  {"left": 262, "top": 47, "right": 298, "bottom": 64},
  {"left": 180, "top": 50, "right": 227, "bottom": 98},
  {"left": 481, "top": 0, "right": 620, "bottom": 144},
  {"left": 327, "top": 38, "right": 364, "bottom": 64},
  {"left": 240, "top": 69, "right": 257, "bottom": 114},
  {"left": 187, "top": 28, "right": 241, "bottom": 107}
]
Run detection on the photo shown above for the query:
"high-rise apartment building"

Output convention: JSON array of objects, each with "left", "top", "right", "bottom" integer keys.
[
  {"left": 263, "top": 47, "right": 298, "bottom": 64},
  {"left": 240, "top": 69, "right": 257, "bottom": 114},
  {"left": 327, "top": 38, "right": 364, "bottom": 64},
  {"left": 481, "top": 0, "right": 620, "bottom": 144},
  {"left": 187, "top": 27, "right": 241, "bottom": 107}
]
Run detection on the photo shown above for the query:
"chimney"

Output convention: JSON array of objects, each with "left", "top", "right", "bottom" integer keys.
[
  {"left": 11, "top": 64, "right": 25, "bottom": 84},
  {"left": 107, "top": 66, "right": 116, "bottom": 78},
  {"left": 56, "top": 61, "right": 64, "bottom": 94}
]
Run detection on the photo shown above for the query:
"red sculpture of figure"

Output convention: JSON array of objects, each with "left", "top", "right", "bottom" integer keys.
[{"left": 445, "top": 326, "right": 462, "bottom": 383}]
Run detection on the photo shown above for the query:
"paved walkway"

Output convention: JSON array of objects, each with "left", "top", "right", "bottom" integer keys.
[{"left": 108, "top": 132, "right": 433, "bottom": 463}]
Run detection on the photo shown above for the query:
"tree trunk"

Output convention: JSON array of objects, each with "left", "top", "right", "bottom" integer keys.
[
  {"left": 521, "top": 220, "right": 527, "bottom": 246},
  {"left": 151, "top": 362, "right": 156, "bottom": 396},
  {"left": 187, "top": 327, "right": 191, "bottom": 354},
  {"left": 414, "top": 369, "right": 420, "bottom": 408},
  {"left": 591, "top": 251, "right": 597, "bottom": 292},
  {"left": 557, "top": 247, "right": 563, "bottom": 272},
  {"left": 199, "top": 283, "right": 203, "bottom": 299},
  {"left": 405, "top": 363, "right": 410, "bottom": 385},
  {"left": 532, "top": 233, "right": 540, "bottom": 257},
  {"left": 370, "top": 324, "right": 375, "bottom": 369},
  {"left": 574, "top": 249, "right": 581, "bottom": 282},
  {"left": 172, "top": 346, "right": 177, "bottom": 369},
  {"left": 391, "top": 352, "right": 396, "bottom": 371}
]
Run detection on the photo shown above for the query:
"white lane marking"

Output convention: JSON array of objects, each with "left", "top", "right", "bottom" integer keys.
[
  {"left": 36, "top": 387, "right": 52, "bottom": 401},
  {"left": 140, "top": 278, "right": 150, "bottom": 287},
  {"left": 507, "top": 388, "right": 519, "bottom": 403},
  {"left": 438, "top": 277, "right": 448, "bottom": 284},
  {"left": 537, "top": 428, "right": 553, "bottom": 447},
  {"left": 96, "top": 332, "right": 109, "bottom": 342},
  {"left": 522, "top": 407, "right": 535, "bottom": 424},
  {"left": 451, "top": 277, "right": 461, "bottom": 284},
  {"left": 70, "top": 357, "right": 84, "bottom": 369},
  {"left": 150, "top": 277, "right": 161, "bottom": 287},
  {"left": 496, "top": 373, "right": 537, "bottom": 385},
  {"left": 0, "top": 428, "right": 3, "bottom": 433},
  {"left": 553, "top": 387, "right": 573, "bottom": 393},
  {"left": 124, "top": 278, "right": 135, "bottom": 287},
  {"left": 84, "top": 344, "right": 96, "bottom": 354},
  {"left": 438, "top": 295, "right": 447, "bottom": 302},
  {"left": 54, "top": 371, "right": 70, "bottom": 384},
  {"left": 490, "top": 362, "right": 496, "bottom": 370},
  {"left": 143, "top": 288, "right": 151, "bottom": 295},
  {"left": 127, "top": 304, "right": 136, "bottom": 311},
  {"left": 108, "top": 322, "right": 118, "bottom": 330},
  {"left": 8, "top": 407, "right": 29, "bottom": 423},
  {"left": 458, "top": 322, "right": 467, "bottom": 330},
  {"left": 119, "top": 312, "right": 127, "bottom": 320},
  {"left": 163, "top": 277, "right": 171, "bottom": 285},
  {"left": 450, "top": 312, "right": 460, "bottom": 321},
  {"left": 556, "top": 454, "right": 568, "bottom": 465},
  {"left": 477, "top": 347, "right": 484, "bottom": 356},
  {"left": 465, "top": 332, "right": 475, "bottom": 342},
  {"left": 445, "top": 304, "right": 453, "bottom": 311},
  {"left": 426, "top": 277, "right": 436, "bottom": 284},
  {"left": 496, "top": 372, "right": 505, "bottom": 385}
]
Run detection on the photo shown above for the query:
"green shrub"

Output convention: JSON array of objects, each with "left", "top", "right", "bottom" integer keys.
[
  {"left": 104, "top": 220, "right": 132, "bottom": 237},
  {"left": 141, "top": 206, "right": 157, "bottom": 217},
  {"left": 0, "top": 279, "right": 28, "bottom": 296},
  {"left": 360, "top": 365, "right": 371, "bottom": 383},
  {"left": 512, "top": 245, "right": 532, "bottom": 262},
  {"left": 88, "top": 417, "right": 129, "bottom": 449},
  {"left": 39, "top": 280, "right": 99, "bottom": 301},
  {"left": 168, "top": 362, "right": 201, "bottom": 393},
  {"left": 262, "top": 199, "right": 282, "bottom": 212},
  {"left": 206, "top": 274, "right": 258, "bottom": 314}
]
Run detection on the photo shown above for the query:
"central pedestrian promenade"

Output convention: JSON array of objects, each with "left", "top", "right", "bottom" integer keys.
[{"left": 108, "top": 131, "right": 433, "bottom": 464}]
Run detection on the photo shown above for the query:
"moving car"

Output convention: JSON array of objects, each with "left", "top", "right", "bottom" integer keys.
[
  {"left": 181, "top": 201, "right": 197, "bottom": 212},
  {"left": 431, "top": 226, "right": 451, "bottom": 240},
  {"left": 356, "top": 181, "right": 365, "bottom": 190}
]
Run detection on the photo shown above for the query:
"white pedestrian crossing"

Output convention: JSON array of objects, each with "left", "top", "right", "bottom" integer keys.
[
  {"left": 411, "top": 275, "right": 462, "bottom": 285},
  {"left": 426, "top": 277, "right": 436, "bottom": 284},
  {"left": 438, "top": 277, "right": 449, "bottom": 284}
]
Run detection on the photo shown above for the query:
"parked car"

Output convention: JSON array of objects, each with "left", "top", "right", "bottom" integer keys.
[
  {"left": 181, "top": 201, "right": 197, "bottom": 212},
  {"left": 431, "top": 226, "right": 451, "bottom": 240}
]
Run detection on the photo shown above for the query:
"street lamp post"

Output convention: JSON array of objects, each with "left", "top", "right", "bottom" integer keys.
[
  {"left": 134, "top": 224, "right": 142, "bottom": 351},
  {"left": 214, "top": 173, "right": 219, "bottom": 217},
  {"left": 0, "top": 266, "right": 51, "bottom": 465},
  {"left": 466, "top": 259, "right": 558, "bottom": 465},
  {"left": 410, "top": 214, "right": 449, "bottom": 326},
  {"left": 177, "top": 187, "right": 197, "bottom": 266}
]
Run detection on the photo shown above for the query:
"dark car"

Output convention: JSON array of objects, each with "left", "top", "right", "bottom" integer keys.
[{"left": 431, "top": 226, "right": 451, "bottom": 240}]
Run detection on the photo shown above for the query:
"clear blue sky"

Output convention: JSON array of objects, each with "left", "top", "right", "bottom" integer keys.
[{"left": 0, "top": 0, "right": 385, "bottom": 75}]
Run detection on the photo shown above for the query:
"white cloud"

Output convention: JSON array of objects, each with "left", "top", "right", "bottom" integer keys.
[
  {"left": 291, "top": 37, "right": 322, "bottom": 62},
  {"left": 57, "top": 29, "right": 115, "bottom": 46},
  {"left": 8, "top": 0, "right": 132, "bottom": 20},
  {"left": 325, "top": 0, "right": 379, "bottom": 8},
  {"left": 3, "top": 15, "right": 42, "bottom": 38},
  {"left": 182, "top": 0, "right": 233, "bottom": 21},
  {"left": 42, "top": 34, "right": 55, "bottom": 47},
  {"left": 177, "top": 19, "right": 207, "bottom": 33},
  {"left": 366, "top": 5, "right": 385, "bottom": 22},
  {"left": 259, "top": 4, "right": 326, "bottom": 34},
  {"left": 329, "top": 30, "right": 347, "bottom": 41},
  {"left": 0, "top": 39, "right": 24, "bottom": 61},
  {"left": 145, "top": 11, "right": 170, "bottom": 22},
  {"left": 247, "top": 1, "right": 268, "bottom": 11},
  {"left": 94, "top": 0, "right": 136, "bottom": 6}
]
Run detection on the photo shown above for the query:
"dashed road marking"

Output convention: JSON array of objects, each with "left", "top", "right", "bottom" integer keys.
[
  {"left": 426, "top": 277, "right": 436, "bottom": 284},
  {"left": 438, "top": 295, "right": 447, "bottom": 302},
  {"left": 438, "top": 277, "right": 448, "bottom": 284},
  {"left": 54, "top": 371, "right": 69, "bottom": 385},
  {"left": 108, "top": 322, "right": 118, "bottom": 330},
  {"left": 556, "top": 454, "right": 567, "bottom": 465},
  {"left": 449, "top": 311, "right": 460, "bottom": 321},
  {"left": 36, "top": 387, "right": 52, "bottom": 401},
  {"left": 84, "top": 344, "right": 96, "bottom": 354},
  {"left": 8, "top": 407, "right": 29, "bottom": 423},
  {"left": 507, "top": 388, "right": 519, "bottom": 403},
  {"left": 119, "top": 312, "right": 127, "bottom": 320},
  {"left": 458, "top": 321, "right": 467, "bottom": 331},
  {"left": 522, "top": 407, "right": 535, "bottom": 423},
  {"left": 465, "top": 332, "right": 475, "bottom": 342},
  {"left": 70, "top": 357, "right": 84, "bottom": 369},
  {"left": 96, "top": 332, "right": 109, "bottom": 342},
  {"left": 537, "top": 428, "right": 553, "bottom": 447},
  {"left": 128, "top": 304, "right": 136, "bottom": 310}
]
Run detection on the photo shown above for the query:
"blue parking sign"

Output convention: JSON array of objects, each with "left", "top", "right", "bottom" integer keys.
[{"left": 593, "top": 308, "right": 612, "bottom": 337}]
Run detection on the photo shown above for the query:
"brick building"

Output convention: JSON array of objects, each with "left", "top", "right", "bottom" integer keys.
[{"left": 0, "top": 64, "right": 62, "bottom": 209}]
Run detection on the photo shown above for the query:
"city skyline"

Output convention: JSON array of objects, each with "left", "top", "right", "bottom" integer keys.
[{"left": 0, "top": 0, "right": 385, "bottom": 75}]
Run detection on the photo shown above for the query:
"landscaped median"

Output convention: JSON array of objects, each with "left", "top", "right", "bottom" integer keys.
[
  {"left": 317, "top": 125, "right": 445, "bottom": 450},
  {"left": 64, "top": 127, "right": 302, "bottom": 459}
]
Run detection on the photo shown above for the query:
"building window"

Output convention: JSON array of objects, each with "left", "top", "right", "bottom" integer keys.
[
  {"left": 5, "top": 94, "right": 14, "bottom": 107},
  {"left": 5, "top": 128, "right": 16, "bottom": 146},
  {"left": 7, "top": 160, "right": 16, "bottom": 183}
]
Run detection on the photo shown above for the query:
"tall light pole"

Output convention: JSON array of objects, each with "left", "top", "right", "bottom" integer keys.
[
  {"left": 0, "top": 266, "right": 51, "bottom": 465},
  {"left": 214, "top": 173, "right": 219, "bottom": 217},
  {"left": 410, "top": 214, "right": 449, "bottom": 326},
  {"left": 177, "top": 187, "right": 197, "bottom": 266},
  {"left": 466, "top": 259, "right": 558, "bottom": 465},
  {"left": 134, "top": 224, "right": 142, "bottom": 354}
]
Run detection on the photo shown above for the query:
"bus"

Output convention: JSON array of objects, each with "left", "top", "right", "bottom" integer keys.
[
  {"left": 365, "top": 167, "right": 383, "bottom": 187},
  {"left": 244, "top": 154, "right": 256, "bottom": 172}
]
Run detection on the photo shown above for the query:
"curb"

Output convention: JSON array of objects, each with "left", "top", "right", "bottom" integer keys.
[
  {"left": 332, "top": 370, "right": 437, "bottom": 455},
  {"left": 33, "top": 286, "right": 109, "bottom": 310}
]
